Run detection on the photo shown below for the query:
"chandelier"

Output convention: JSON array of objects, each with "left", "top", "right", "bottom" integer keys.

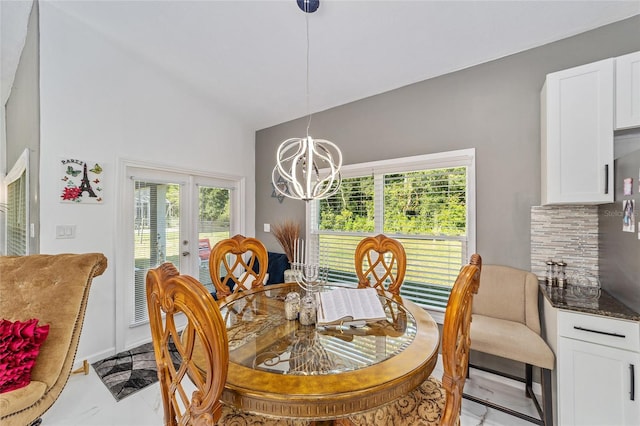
[{"left": 272, "top": 0, "right": 343, "bottom": 202}]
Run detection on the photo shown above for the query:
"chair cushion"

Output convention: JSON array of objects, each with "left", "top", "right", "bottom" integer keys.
[
  {"left": 244, "top": 252, "right": 288, "bottom": 285},
  {"left": 471, "top": 314, "right": 555, "bottom": 370},
  {"left": 472, "top": 265, "right": 538, "bottom": 324},
  {"left": 347, "top": 376, "right": 445, "bottom": 425},
  {"left": 266, "top": 252, "right": 290, "bottom": 285},
  {"left": 0, "top": 380, "right": 47, "bottom": 418},
  {"left": 0, "top": 319, "right": 50, "bottom": 394}
]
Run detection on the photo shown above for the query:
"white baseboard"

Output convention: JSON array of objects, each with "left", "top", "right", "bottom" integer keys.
[
  {"left": 73, "top": 348, "right": 116, "bottom": 370},
  {"left": 125, "top": 337, "right": 153, "bottom": 352},
  {"left": 73, "top": 337, "right": 155, "bottom": 371}
]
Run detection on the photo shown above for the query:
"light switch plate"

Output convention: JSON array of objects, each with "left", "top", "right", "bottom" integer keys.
[
  {"left": 264, "top": 223, "right": 270, "bottom": 232},
  {"left": 56, "top": 225, "right": 76, "bottom": 239}
]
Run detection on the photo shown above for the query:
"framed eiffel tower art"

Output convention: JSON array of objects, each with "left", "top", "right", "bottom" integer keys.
[{"left": 60, "top": 158, "right": 104, "bottom": 204}]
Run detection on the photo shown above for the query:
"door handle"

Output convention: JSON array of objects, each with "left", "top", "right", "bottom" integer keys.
[
  {"left": 573, "top": 326, "right": 625, "bottom": 338},
  {"left": 631, "top": 364, "right": 636, "bottom": 401},
  {"left": 182, "top": 251, "right": 190, "bottom": 257},
  {"left": 604, "top": 164, "right": 609, "bottom": 194}
]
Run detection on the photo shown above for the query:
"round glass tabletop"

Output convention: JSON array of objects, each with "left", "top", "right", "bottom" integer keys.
[{"left": 220, "top": 283, "right": 417, "bottom": 375}]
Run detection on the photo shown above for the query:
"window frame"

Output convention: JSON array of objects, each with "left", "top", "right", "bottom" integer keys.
[{"left": 306, "top": 148, "right": 476, "bottom": 323}]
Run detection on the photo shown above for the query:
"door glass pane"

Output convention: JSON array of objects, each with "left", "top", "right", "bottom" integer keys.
[
  {"left": 197, "top": 185, "right": 231, "bottom": 292},
  {"left": 133, "top": 180, "right": 181, "bottom": 324}
]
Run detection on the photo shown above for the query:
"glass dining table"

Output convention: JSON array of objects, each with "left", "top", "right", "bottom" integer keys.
[{"left": 201, "top": 282, "right": 439, "bottom": 421}]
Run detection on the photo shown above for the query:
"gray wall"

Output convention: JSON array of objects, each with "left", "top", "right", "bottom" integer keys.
[
  {"left": 5, "top": 1, "right": 39, "bottom": 254},
  {"left": 256, "top": 16, "right": 640, "bottom": 271}
]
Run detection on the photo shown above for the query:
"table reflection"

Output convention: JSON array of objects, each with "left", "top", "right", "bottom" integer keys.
[{"left": 219, "top": 284, "right": 417, "bottom": 375}]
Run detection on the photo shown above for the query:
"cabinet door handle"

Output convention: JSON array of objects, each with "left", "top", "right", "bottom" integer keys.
[
  {"left": 573, "top": 326, "right": 625, "bottom": 338},
  {"left": 631, "top": 364, "right": 636, "bottom": 402},
  {"left": 604, "top": 164, "right": 609, "bottom": 194}
]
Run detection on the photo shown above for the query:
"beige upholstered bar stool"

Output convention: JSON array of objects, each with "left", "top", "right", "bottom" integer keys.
[{"left": 467, "top": 265, "right": 555, "bottom": 426}]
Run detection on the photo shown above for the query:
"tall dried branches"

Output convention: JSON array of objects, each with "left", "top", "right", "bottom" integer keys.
[{"left": 271, "top": 220, "right": 300, "bottom": 263}]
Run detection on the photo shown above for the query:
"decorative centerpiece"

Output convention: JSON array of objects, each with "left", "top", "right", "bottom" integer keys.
[
  {"left": 271, "top": 220, "right": 300, "bottom": 282},
  {"left": 567, "top": 272, "right": 601, "bottom": 300},
  {"left": 292, "top": 238, "right": 328, "bottom": 296}
]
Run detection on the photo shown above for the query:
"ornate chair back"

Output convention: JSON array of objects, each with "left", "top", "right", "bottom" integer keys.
[
  {"left": 345, "top": 253, "right": 482, "bottom": 426},
  {"left": 440, "top": 253, "right": 482, "bottom": 425},
  {"left": 355, "top": 234, "right": 407, "bottom": 295},
  {"left": 208, "top": 234, "right": 268, "bottom": 298},
  {"left": 146, "top": 262, "right": 229, "bottom": 425}
]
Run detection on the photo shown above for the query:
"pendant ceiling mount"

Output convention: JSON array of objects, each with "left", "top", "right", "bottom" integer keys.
[{"left": 297, "top": 0, "right": 320, "bottom": 13}]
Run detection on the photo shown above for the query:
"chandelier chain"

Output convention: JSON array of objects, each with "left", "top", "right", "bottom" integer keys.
[{"left": 305, "top": 12, "right": 312, "bottom": 138}]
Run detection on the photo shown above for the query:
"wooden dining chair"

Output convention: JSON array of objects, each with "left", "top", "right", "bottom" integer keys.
[
  {"left": 146, "top": 262, "right": 229, "bottom": 425},
  {"left": 347, "top": 254, "right": 482, "bottom": 426},
  {"left": 354, "top": 234, "right": 407, "bottom": 295},
  {"left": 209, "top": 234, "right": 268, "bottom": 299},
  {"left": 147, "top": 263, "right": 311, "bottom": 426}
]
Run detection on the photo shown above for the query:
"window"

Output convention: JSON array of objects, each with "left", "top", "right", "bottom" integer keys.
[
  {"left": 4, "top": 149, "right": 29, "bottom": 256},
  {"left": 309, "top": 149, "right": 475, "bottom": 312}
]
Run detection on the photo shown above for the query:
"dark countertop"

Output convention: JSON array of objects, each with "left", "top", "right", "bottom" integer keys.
[{"left": 539, "top": 282, "right": 640, "bottom": 322}]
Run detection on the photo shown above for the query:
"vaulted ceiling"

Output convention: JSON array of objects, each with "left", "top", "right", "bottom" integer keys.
[{"left": 2, "top": 1, "right": 639, "bottom": 131}]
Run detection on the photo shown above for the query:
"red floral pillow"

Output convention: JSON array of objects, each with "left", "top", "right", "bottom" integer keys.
[{"left": 0, "top": 319, "right": 50, "bottom": 393}]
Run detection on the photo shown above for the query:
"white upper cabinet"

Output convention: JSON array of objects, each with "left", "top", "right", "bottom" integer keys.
[
  {"left": 615, "top": 51, "right": 640, "bottom": 130},
  {"left": 541, "top": 58, "right": 614, "bottom": 205}
]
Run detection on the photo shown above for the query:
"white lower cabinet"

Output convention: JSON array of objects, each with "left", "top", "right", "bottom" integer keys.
[
  {"left": 557, "top": 310, "right": 640, "bottom": 426},
  {"left": 558, "top": 337, "right": 639, "bottom": 425}
]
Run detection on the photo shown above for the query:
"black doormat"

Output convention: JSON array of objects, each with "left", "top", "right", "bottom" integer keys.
[{"left": 92, "top": 341, "right": 180, "bottom": 402}]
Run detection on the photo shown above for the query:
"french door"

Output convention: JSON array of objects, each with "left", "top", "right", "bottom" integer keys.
[{"left": 117, "top": 164, "right": 242, "bottom": 350}]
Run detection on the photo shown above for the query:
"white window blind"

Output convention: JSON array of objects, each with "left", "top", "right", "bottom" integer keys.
[
  {"left": 4, "top": 149, "right": 29, "bottom": 256},
  {"left": 133, "top": 180, "right": 182, "bottom": 324},
  {"left": 309, "top": 150, "right": 475, "bottom": 311},
  {"left": 6, "top": 171, "right": 28, "bottom": 256}
]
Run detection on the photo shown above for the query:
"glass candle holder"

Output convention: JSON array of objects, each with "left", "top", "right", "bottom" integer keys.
[
  {"left": 545, "top": 260, "right": 555, "bottom": 286},
  {"left": 284, "top": 292, "right": 301, "bottom": 320},
  {"left": 556, "top": 260, "right": 567, "bottom": 288},
  {"left": 299, "top": 296, "right": 317, "bottom": 326}
]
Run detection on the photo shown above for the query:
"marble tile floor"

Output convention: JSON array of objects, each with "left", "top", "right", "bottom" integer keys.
[{"left": 42, "top": 355, "right": 542, "bottom": 426}]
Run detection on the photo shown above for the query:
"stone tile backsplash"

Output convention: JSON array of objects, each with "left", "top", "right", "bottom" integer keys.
[{"left": 531, "top": 205, "right": 599, "bottom": 280}]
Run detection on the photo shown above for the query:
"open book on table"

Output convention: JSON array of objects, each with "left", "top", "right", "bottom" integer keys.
[{"left": 316, "top": 287, "right": 387, "bottom": 327}]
